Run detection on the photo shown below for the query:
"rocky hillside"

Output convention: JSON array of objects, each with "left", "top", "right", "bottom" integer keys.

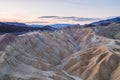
[
  {"left": 83, "top": 17, "right": 120, "bottom": 39},
  {"left": 0, "top": 21, "right": 120, "bottom": 80},
  {"left": 93, "top": 23, "right": 120, "bottom": 39},
  {"left": 60, "top": 45, "right": 120, "bottom": 80}
]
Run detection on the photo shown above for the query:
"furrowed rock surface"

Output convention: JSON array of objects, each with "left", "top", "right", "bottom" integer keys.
[
  {"left": 0, "top": 29, "right": 84, "bottom": 80},
  {"left": 60, "top": 45, "right": 120, "bottom": 80},
  {"left": 0, "top": 23, "right": 120, "bottom": 80}
]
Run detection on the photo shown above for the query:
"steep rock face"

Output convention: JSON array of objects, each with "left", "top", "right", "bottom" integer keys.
[{"left": 60, "top": 45, "right": 120, "bottom": 80}]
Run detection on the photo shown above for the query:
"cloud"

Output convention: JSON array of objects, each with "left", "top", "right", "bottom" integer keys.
[
  {"left": 26, "top": 21, "right": 50, "bottom": 24},
  {"left": 73, "top": 17, "right": 100, "bottom": 21},
  {"left": 38, "top": 16, "right": 100, "bottom": 22},
  {"left": 38, "top": 16, "right": 60, "bottom": 18}
]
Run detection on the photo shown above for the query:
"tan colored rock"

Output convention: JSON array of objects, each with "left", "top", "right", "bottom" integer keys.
[
  {"left": 60, "top": 45, "right": 120, "bottom": 80},
  {"left": 0, "top": 25, "right": 120, "bottom": 80}
]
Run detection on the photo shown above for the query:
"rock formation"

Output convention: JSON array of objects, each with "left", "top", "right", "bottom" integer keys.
[{"left": 0, "top": 23, "right": 120, "bottom": 80}]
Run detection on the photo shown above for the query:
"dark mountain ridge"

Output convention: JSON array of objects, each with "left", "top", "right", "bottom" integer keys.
[
  {"left": 0, "top": 22, "right": 57, "bottom": 33},
  {"left": 84, "top": 17, "right": 120, "bottom": 27}
]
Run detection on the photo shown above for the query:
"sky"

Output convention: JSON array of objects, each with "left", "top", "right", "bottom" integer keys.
[{"left": 0, "top": 0, "right": 120, "bottom": 24}]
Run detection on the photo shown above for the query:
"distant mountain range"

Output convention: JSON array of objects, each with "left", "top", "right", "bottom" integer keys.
[
  {"left": 0, "top": 17, "right": 120, "bottom": 33},
  {"left": 0, "top": 22, "right": 57, "bottom": 34},
  {"left": 1, "top": 22, "right": 28, "bottom": 27},
  {"left": 29, "top": 24, "right": 74, "bottom": 28}
]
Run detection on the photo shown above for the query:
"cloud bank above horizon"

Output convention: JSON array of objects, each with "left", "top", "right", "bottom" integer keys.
[
  {"left": 25, "top": 16, "right": 101, "bottom": 24},
  {"left": 38, "top": 16, "right": 100, "bottom": 21}
]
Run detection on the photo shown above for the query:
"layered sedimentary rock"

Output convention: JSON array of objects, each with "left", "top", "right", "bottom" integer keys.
[
  {"left": 0, "top": 23, "right": 120, "bottom": 80},
  {"left": 0, "top": 29, "right": 83, "bottom": 80},
  {"left": 60, "top": 45, "right": 120, "bottom": 80}
]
